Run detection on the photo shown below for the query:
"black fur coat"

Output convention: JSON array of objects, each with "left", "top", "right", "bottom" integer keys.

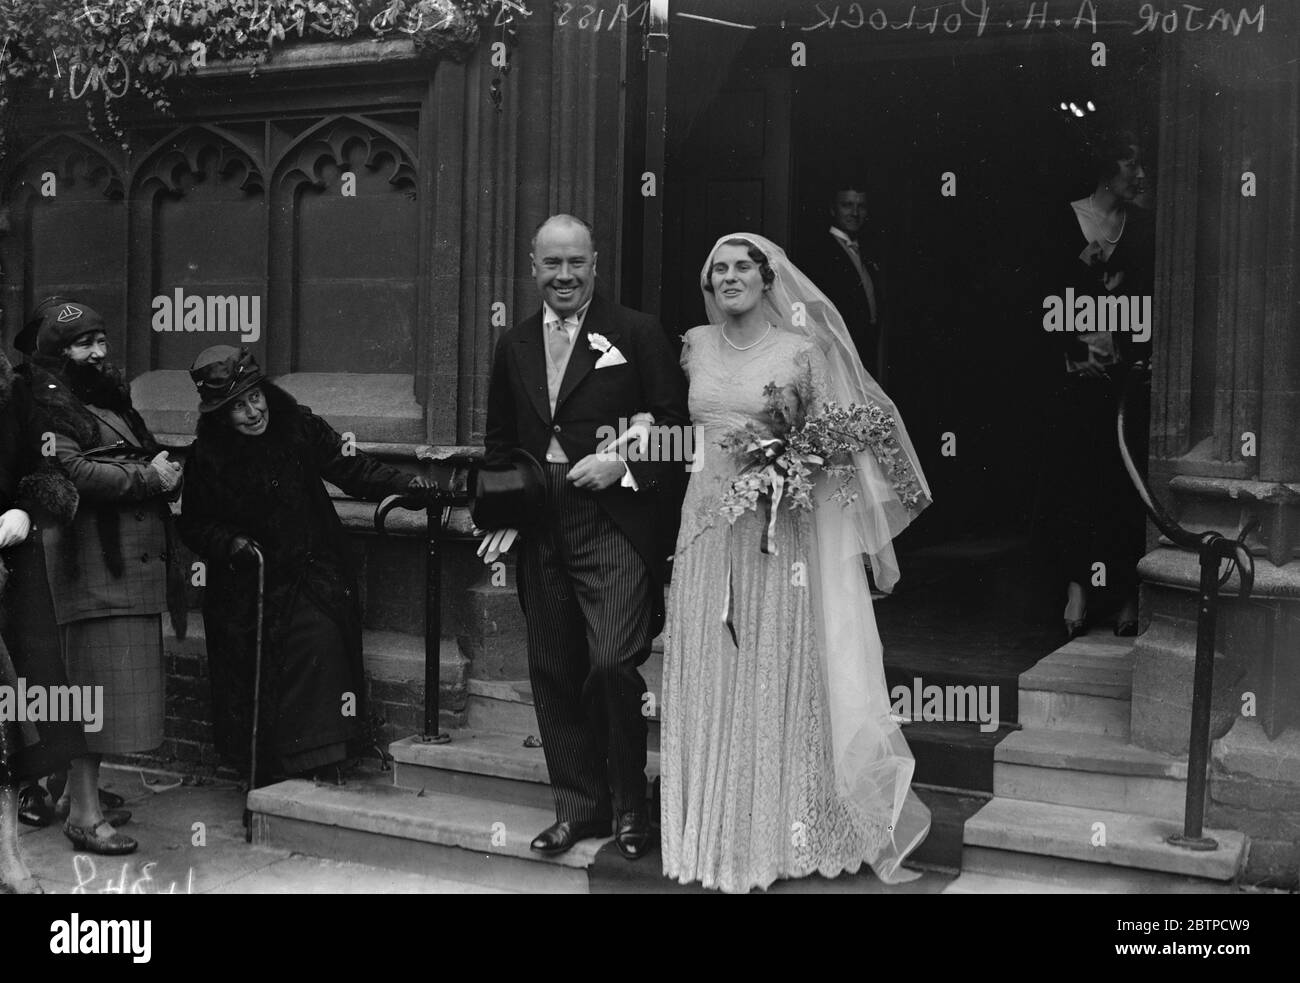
[{"left": 178, "top": 382, "right": 411, "bottom": 770}]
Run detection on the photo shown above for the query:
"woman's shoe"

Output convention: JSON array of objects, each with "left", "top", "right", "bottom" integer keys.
[
  {"left": 1115, "top": 620, "right": 1139, "bottom": 637},
  {"left": 17, "top": 786, "right": 53, "bottom": 828},
  {"left": 98, "top": 788, "right": 126, "bottom": 810},
  {"left": 1065, "top": 616, "right": 1089, "bottom": 639},
  {"left": 63, "top": 820, "right": 138, "bottom": 855}
]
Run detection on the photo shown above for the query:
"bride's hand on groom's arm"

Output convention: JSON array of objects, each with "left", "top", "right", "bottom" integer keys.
[
  {"left": 476, "top": 527, "right": 518, "bottom": 563},
  {"left": 567, "top": 453, "right": 628, "bottom": 491}
]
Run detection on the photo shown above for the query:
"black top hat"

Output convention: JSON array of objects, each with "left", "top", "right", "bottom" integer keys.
[
  {"left": 471, "top": 448, "right": 548, "bottom": 531},
  {"left": 189, "top": 345, "right": 266, "bottom": 414}
]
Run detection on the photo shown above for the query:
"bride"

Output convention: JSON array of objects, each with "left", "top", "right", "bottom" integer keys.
[{"left": 660, "top": 233, "right": 932, "bottom": 893}]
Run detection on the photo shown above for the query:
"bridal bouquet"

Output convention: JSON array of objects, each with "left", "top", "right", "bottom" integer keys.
[{"left": 717, "top": 379, "right": 917, "bottom": 552}]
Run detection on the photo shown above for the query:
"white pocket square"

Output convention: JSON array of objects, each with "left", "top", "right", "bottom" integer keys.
[{"left": 594, "top": 347, "right": 628, "bottom": 368}]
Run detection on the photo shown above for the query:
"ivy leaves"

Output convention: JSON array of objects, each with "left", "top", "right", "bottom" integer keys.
[{"left": 0, "top": 1, "right": 518, "bottom": 154}]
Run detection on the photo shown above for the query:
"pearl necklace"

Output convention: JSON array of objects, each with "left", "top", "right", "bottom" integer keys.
[
  {"left": 1089, "top": 193, "right": 1126, "bottom": 244},
  {"left": 722, "top": 322, "right": 774, "bottom": 351}
]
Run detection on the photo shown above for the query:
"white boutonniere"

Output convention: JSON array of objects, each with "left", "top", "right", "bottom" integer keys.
[{"left": 588, "top": 331, "right": 628, "bottom": 369}]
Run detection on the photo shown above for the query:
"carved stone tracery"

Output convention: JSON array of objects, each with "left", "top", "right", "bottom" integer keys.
[{"left": 277, "top": 117, "right": 418, "bottom": 197}]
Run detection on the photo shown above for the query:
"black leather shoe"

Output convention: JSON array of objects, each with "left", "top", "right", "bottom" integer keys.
[
  {"left": 529, "top": 819, "right": 609, "bottom": 855},
  {"left": 615, "top": 811, "right": 654, "bottom": 860},
  {"left": 17, "top": 786, "right": 52, "bottom": 828}
]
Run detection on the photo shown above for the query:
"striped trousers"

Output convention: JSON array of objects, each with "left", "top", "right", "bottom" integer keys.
[{"left": 518, "top": 463, "right": 653, "bottom": 824}]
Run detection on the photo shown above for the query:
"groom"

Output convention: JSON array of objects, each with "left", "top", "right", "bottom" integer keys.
[{"left": 482, "top": 214, "right": 689, "bottom": 859}]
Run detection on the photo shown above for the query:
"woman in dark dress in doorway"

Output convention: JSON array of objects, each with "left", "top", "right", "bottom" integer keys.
[
  {"left": 1038, "top": 130, "right": 1154, "bottom": 638},
  {"left": 178, "top": 347, "right": 431, "bottom": 781}
]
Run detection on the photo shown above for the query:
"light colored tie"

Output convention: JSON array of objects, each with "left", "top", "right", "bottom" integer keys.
[{"left": 547, "top": 319, "right": 573, "bottom": 365}]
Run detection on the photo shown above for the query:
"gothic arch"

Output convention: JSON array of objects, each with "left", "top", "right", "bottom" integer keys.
[
  {"left": 130, "top": 125, "right": 265, "bottom": 198},
  {"left": 273, "top": 114, "right": 417, "bottom": 195}
]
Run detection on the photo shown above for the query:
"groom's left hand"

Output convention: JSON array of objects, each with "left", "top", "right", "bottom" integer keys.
[{"left": 567, "top": 453, "right": 627, "bottom": 491}]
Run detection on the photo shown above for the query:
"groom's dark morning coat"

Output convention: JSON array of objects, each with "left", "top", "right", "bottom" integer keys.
[
  {"left": 484, "top": 292, "right": 689, "bottom": 631},
  {"left": 484, "top": 291, "right": 689, "bottom": 823}
]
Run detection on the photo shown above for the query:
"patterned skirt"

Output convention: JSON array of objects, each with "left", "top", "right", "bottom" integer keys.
[
  {"left": 62, "top": 615, "right": 165, "bottom": 755},
  {"left": 662, "top": 502, "right": 886, "bottom": 894}
]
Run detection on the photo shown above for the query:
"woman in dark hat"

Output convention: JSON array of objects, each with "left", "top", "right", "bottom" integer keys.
[
  {"left": 178, "top": 346, "right": 431, "bottom": 782},
  {"left": 10, "top": 295, "right": 128, "bottom": 830},
  {"left": 23, "top": 301, "right": 180, "bottom": 856},
  {"left": 0, "top": 342, "right": 83, "bottom": 891}
]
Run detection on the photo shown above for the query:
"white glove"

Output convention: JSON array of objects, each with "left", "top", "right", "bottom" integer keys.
[
  {"left": 476, "top": 527, "right": 518, "bottom": 564},
  {"left": 150, "top": 450, "right": 183, "bottom": 493},
  {"left": 0, "top": 509, "right": 32, "bottom": 549}
]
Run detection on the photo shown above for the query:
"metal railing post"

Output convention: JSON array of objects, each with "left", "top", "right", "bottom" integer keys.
[
  {"left": 1116, "top": 363, "right": 1256, "bottom": 851},
  {"left": 376, "top": 472, "right": 470, "bottom": 747}
]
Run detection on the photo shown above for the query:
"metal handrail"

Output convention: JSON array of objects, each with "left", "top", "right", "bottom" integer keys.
[
  {"left": 375, "top": 474, "right": 473, "bottom": 746},
  {"left": 1117, "top": 362, "right": 1257, "bottom": 850}
]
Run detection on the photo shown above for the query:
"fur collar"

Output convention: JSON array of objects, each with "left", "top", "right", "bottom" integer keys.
[{"left": 24, "top": 356, "right": 155, "bottom": 454}]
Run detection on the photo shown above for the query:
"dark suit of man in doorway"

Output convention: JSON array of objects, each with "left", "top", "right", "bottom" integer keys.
[
  {"left": 480, "top": 214, "right": 689, "bottom": 859},
  {"left": 801, "top": 185, "right": 887, "bottom": 383}
]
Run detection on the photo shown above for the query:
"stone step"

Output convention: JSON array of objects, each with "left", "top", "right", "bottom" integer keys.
[
  {"left": 997, "top": 727, "right": 1189, "bottom": 777},
  {"left": 1016, "top": 636, "right": 1135, "bottom": 738},
  {"left": 993, "top": 728, "right": 1190, "bottom": 816},
  {"left": 462, "top": 685, "right": 1016, "bottom": 796},
  {"left": 247, "top": 775, "right": 599, "bottom": 893},
  {"left": 964, "top": 797, "right": 1246, "bottom": 881},
  {"left": 995, "top": 756, "right": 1189, "bottom": 820},
  {"left": 993, "top": 727, "right": 1190, "bottom": 815},
  {"left": 1019, "top": 635, "right": 1135, "bottom": 700},
  {"left": 1018, "top": 689, "right": 1131, "bottom": 739},
  {"left": 941, "top": 870, "right": 1108, "bottom": 894},
  {"left": 389, "top": 730, "right": 661, "bottom": 811},
  {"left": 959, "top": 846, "right": 1237, "bottom": 893}
]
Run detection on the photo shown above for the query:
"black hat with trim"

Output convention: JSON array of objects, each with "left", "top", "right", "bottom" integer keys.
[
  {"left": 34, "top": 301, "right": 105, "bottom": 356},
  {"left": 189, "top": 345, "right": 266, "bottom": 414}
]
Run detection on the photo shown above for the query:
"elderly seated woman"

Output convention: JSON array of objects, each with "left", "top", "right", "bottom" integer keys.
[{"left": 178, "top": 347, "right": 431, "bottom": 783}]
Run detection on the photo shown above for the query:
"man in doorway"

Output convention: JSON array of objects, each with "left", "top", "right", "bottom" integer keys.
[
  {"left": 479, "top": 214, "right": 689, "bottom": 859},
  {"left": 803, "top": 182, "right": 886, "bottom": 381}
]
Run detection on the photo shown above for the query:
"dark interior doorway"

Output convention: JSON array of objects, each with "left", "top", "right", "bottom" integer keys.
[
  {"left": 654, "top": 16, "right": 1161, "bottom": 681},
  {"left": 661, "top": 21, "right": 1159, "bottom": 546}
]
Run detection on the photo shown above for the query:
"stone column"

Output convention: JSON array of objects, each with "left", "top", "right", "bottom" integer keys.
[
  {"left": 1131, "top": 12, "right": 1300, "bottom": 885},
  {"left": 453, "top": 11, "right": 633, "bottom": 680}
]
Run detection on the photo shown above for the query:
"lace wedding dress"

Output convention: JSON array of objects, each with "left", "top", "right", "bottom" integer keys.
[{"left": 661, "top": 324, "right": 914, "bottom": 893}]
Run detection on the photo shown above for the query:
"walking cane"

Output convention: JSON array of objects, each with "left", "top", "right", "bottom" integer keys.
[{"left": 244, "top": 544, "right": 265, "bottom": 844}]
